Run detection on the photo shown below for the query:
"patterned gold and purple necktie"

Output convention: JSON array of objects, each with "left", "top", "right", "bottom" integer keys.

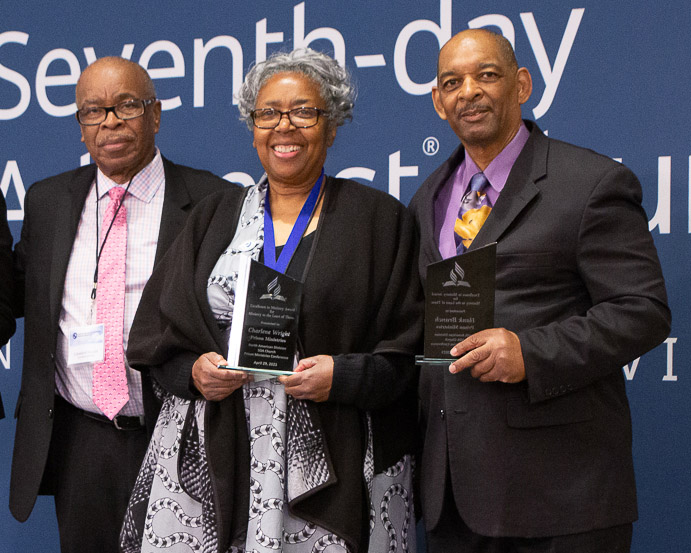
[{"left": 454, "top": 172, "right": 492, "bottom": 254}]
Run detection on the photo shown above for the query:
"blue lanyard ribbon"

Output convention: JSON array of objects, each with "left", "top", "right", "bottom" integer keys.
[{"left": 264, "top": 170, "right": 324, "bottom": 274}]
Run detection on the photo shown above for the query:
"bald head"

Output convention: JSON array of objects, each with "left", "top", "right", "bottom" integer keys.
[
  {"left": 438, "top": 29, "right": 518, "bottom": 79},
  {"left": 76, "top": 57, "right": 155, "bottom": 103},
  {"left": 431, "top": 28, "right": 532, "bottom": 168}
]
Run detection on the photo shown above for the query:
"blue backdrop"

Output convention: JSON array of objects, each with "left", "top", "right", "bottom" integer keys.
[{"left": 1, "top": 1, "right": 689, "bottom": 551}]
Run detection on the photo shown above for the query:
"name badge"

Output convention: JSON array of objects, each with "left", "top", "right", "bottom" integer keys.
[{"left": 67, "top": 324, "right": 105, "bottom": 365}]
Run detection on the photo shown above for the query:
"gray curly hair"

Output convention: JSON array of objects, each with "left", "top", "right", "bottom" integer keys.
[{"left": 237, "top": 48, "right": 355, "bottom": 130}]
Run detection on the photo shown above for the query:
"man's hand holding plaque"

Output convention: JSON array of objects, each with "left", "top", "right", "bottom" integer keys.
[{"left": 449, "top": 328, "right": 526, "bottom": 383}]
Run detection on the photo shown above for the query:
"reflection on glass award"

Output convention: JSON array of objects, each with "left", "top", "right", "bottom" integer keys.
[
  {"left": 417, "top": 242, "right": 496, "bottom": 364},
  {"left": 220, "top": 257, "right": 302, "bottom": 380}
]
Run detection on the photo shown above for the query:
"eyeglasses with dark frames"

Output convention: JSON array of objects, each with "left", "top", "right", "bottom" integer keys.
[
  {"left": 250, "top": 107, "right": 327, "bottom": 129},
  {"left": 76, "top": 98, "right": 157, "bottom": 126}
]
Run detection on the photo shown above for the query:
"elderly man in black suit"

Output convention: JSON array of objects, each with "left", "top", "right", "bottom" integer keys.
[
  {"left": 10, "top": 57, "right": 230, "bottom": 552},
  {"left": 0, "top": 193, "right": 16, "bottom": 420},
  {"left": 410, "top": 29, "right": 670, "bottom": 553}
]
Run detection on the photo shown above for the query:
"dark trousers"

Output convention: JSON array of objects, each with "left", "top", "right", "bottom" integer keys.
[
  {"left": 427, "top": 484, "right": 633, "bottom": 553},
  {"left": 46, "top": 396, "right": 149, "bottom": 553}
]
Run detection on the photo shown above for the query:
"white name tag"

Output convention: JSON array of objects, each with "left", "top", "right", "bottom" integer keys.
[{"left": 67, "top": 324, "right": 105, "bottom": 365}]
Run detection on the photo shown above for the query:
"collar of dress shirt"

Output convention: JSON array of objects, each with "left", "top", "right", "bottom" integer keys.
[
  {"left": 435, "top": 123, "right": 530, "bottom": 259},
  {"left": 96, "top": 148, "right": 164, "bottom": 204},
  {"left": 461, "top": 122, "right": 530, "bottom": 204}
]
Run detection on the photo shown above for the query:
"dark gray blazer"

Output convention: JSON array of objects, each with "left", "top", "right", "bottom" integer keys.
[
  {"left": 409, "top": 121, "right": 671, "bottom": 537},
  {"left": 9, "top": 157, "right": 230, "bottom": 522},
  {"left": 0, "top": 193, "right": 16, "bottom": 419}
]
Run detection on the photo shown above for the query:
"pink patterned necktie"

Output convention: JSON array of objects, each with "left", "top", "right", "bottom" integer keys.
[{"left": 93, "top": 186, "right": 129, "bottom": 419}]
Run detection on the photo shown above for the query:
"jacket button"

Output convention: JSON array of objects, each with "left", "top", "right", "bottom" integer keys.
[
  {"left": 440, "top": 409, "right": 445, "bottom": 420},
  {"left": 48, "top": 409, "right": 54, "bottom": 419}
]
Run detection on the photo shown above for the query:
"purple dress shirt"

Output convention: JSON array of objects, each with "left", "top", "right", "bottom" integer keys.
[{"left": 435, "top": 124, "right": 530, "bottom": 259}]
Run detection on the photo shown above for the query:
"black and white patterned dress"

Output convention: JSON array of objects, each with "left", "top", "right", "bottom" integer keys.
[{"left": 121, "top": 179, "right": 415, "bottom": 553}]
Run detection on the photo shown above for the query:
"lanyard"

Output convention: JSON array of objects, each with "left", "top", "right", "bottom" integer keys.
[
  {"left": 264, "top": 171, "right": 324, "bottom": 274},
  {"left": 91, "top": 177, "right": 133, "bottom": 300}
]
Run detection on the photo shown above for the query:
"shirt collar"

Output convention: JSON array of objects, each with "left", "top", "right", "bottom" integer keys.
[
  {"left": 464, "top": 123, "right": 530, "bottom": 194},
  {"left": 96, "top": 148, "right": 164, "bottom": 203}
]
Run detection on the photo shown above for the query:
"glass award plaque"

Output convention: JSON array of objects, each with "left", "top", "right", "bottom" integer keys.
[
  {"left": 417, "top": 242, "right": 496, "bottom": 365},
  {"left": 220, "top": 257, "right": 302, "bottom": 378}
]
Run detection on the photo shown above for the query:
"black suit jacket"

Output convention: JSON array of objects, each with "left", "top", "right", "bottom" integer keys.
[
  {"left": 0, "top": 193, "right": 16, "bottom": 419},
  {"left": 409, "top": 121, "right": 671, "bottom": 537},
  {"left": 9, "top": 157, "right": 230, "bottom": 522}
]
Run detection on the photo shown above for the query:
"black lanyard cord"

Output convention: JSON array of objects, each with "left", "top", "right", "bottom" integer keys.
[{"left": 91, "top": 177, "right": 133, "bottom": 300}]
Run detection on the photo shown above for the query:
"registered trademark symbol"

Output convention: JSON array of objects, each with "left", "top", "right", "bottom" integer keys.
[{"left": 422, "top": 136, "right": 439, "bottom": 156}]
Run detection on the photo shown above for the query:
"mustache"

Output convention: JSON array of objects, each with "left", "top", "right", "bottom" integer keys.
[
  {"left": 96, "top": 133, "right": 135, "bottom": 147},
  {"left": 458, "top": 103, "right": 490, "bottom": 117}
]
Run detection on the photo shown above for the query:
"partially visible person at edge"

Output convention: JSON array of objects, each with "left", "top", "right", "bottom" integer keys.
[
  {"left": 410, "top": 29, "right": 670, "bottom": 553},
  {"left": 10, "top": 57, "right": 230, "bottom": 553},
  {"left": 0, "top": 192, "right": 16, "bottom": 420},
  {"left": 120, "top": 48, "right": 423, "bottom": 553}
]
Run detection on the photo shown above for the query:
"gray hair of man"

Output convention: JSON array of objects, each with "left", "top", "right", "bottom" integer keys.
[{"left": 237, "top": 48, "right": 355, "bottom": 131}]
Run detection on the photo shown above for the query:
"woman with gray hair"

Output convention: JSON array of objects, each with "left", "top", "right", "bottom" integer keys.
[
  {"left": 237, "top": 48, "right": 355, "bottom": 130},
  {"left": 121, "top": 48, "right": 422, "bottom": 553}
]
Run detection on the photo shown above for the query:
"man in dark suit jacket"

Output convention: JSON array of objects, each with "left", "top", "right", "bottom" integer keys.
[
  {"left": 0, "top": 192, "right": 17, "bottom": 420},
  {"left": 10, "top": 57, "right": 229, "bottom": 553},
  {"left": 410, "top": 29, "right": 670, "bottom": 552}
]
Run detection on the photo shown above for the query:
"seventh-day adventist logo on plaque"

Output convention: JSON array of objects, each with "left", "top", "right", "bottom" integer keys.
[
  {"left": 224, "top": 257, "right": 303, "bottom": 377},
  {"left": 421, "top": 243, "right": 497, "bottom": 361},
  {"left": 443, "top": 261, "right": 472, "bottom": 288},
  {"left": 260, "top": 276, "right": 287, "bottom": 302}
]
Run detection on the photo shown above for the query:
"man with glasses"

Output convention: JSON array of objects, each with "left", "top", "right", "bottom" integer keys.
[{"left": 9, "top": 56, "right": 229, "bottom": 552}]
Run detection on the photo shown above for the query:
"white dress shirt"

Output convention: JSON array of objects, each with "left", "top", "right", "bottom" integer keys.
[{"left": 55, "top": 150, "right": 166, "bottom": 417}]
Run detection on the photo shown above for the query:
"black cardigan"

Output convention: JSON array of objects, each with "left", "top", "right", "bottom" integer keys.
[{"left": 127, "top": 177, "right": 423, "bottom": 552}]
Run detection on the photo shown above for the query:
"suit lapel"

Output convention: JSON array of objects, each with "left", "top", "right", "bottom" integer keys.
[
  {"left": 469, "top": 122, "right": 548, "bottom": 251},
  {"left": 49, "top": 166, "right": 96, "bottom": 332},
  {"left": 155, "top": 158, "right": 192, "bottom": 265},
  {"left": 420, "top": 145, "right": 466, "bottom": 270}
]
